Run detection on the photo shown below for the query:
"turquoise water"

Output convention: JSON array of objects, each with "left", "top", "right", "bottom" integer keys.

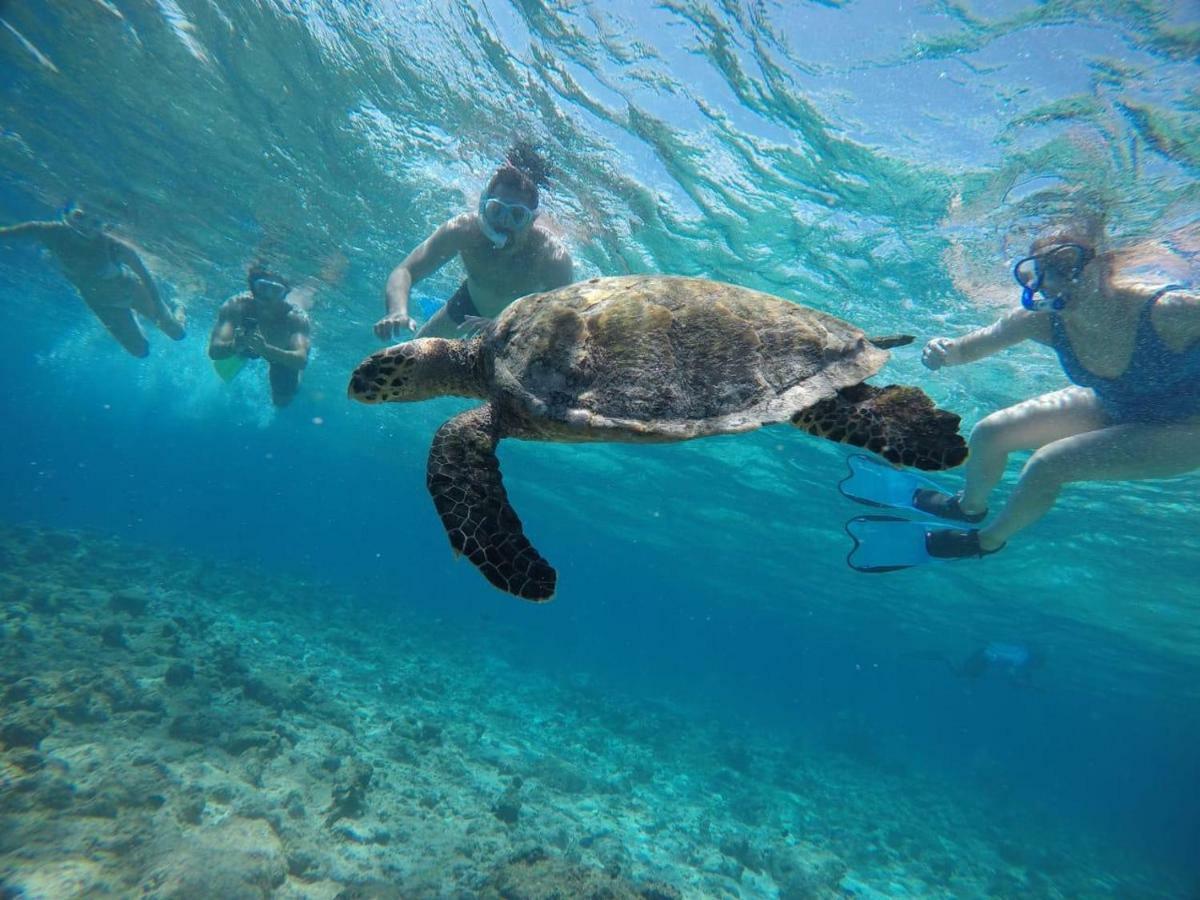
[{"left": 2, "top": 1, "right": 1198, "bottom": 896}]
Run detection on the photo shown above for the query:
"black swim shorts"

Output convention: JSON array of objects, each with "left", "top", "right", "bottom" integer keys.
[{"left": 444, "top": 281, "right": 480, "bottom": 325}]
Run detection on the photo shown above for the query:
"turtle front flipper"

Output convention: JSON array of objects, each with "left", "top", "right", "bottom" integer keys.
[
  {"left": 793, "top": 384, "right": 967, "bottom": 471},
  {"left": 427, "top": 405, "right": 556, "bottom": 601}
]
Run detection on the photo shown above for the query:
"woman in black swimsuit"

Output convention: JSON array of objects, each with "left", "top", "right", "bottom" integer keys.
[{"left": 915, "top": 216, "right": 1200, "bottom": 558}]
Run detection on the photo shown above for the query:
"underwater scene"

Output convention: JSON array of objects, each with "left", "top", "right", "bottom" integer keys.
[{"left": 1, "top": 1, "right": 1198, "bottom": 897}]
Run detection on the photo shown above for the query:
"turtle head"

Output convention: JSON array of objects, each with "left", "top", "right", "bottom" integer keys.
[{"left": 348, "top": 338, "right": 485, "bottom": 404}]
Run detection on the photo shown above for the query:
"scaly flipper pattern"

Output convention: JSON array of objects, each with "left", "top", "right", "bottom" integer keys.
[
  {"left": 427, "top": 404, "right": 556, "bottom": 601},
  {"left": 793, "top": 384, "right": 967, "bottom": 471}
]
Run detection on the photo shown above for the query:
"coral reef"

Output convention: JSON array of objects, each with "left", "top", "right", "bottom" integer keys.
[{"left": 0, "top": 523, "right": 1181, "bottom": 898}]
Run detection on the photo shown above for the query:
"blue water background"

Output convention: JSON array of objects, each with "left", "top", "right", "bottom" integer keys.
[
  {"left": 3, "top": 0, "right": 1200, "bottom": 886},
  {"left": 3, "top": 255, "right": 1198, "bottom": 878}
]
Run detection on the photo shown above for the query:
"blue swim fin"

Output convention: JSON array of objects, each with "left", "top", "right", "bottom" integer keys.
[
  {"left": 838, "top": 454, "right": 984, "bottom": 523},
  {"left": 845, "top": 516, "right": 996, "bottom": 573},
  {"left": 845, "top": 515, "right": 943, "bottom": 572}
]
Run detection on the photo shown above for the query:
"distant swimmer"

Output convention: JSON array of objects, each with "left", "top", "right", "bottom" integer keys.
[
  {"left": 952, "top": 642, "right": 1044, "bottom": 682},
  {"left": 373, "top": 143, "right": 574, "bottom": 341},
  {"left": 842, "top": 213, "right": 1200, "bottom": 571},
  {"left": 208, "top": 266, "right": 313, "bottom": 407},
  {"left": 908, "top": 642, "right": 1044, "bottom": 684},
  {"left": 0, "top": 204, "right": 185, "bottom": 357}
]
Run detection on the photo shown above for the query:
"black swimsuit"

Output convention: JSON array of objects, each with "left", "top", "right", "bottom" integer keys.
[
  {"left": 444, "top": 281, "right": 480, "bottom": 324},
  {"left": 1049, "top": 287, "right": 1199, "bottom": 423}
]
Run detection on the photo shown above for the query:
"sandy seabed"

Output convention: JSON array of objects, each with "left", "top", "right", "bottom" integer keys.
[{"left": 0, "top": 523, "right": 1180, "bottom": 899}]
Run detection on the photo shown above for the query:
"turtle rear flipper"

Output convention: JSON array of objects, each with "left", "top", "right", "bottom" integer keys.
[
  {"left": 427, "top": 405, "right": 556, "bottom": 601},
  {"left": 793, "top": 384, "right": 967, "bottom": 471}
]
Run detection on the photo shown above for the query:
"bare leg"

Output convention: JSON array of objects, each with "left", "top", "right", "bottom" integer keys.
[
  {"left": 90, "top": 305, "right": 150, "bottom": 357},
  {"left": 980, "top": 417, "right": 1200, "bottom": 549},
  {"left": 130, "top": 279, "right": 185, "bottom": 340},
  {"left": 268, "top": 363, "right": 301, "bottom": 407},
  {"left": 959, "top": 387, "right": 1107, "bottom": 514}
]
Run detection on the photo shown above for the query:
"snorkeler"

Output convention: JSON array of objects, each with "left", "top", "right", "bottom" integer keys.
[
  {"left": 907, "top": 642, "right": 1044, "bottom": 684},
  {"left": 951, "top": 642, "right": 1044, "bottom": 683},
  {"left": 842, "top": 214, "right": 1200, "bottom": 570},
  {"left": 0, "top": 205, "right": 185, "bottom": 357},
  {"left": 373, "top": 145, "right": 575, "bottom": 340},
  {"left": 208, "top": 266, "right": 312, "bottom": 407}
]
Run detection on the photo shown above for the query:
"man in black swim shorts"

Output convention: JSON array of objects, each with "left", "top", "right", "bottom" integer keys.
[
  {"left": 374, "top": 145, "right": 574, "bottom": 341},
  {"left": 442, "top": 280, "right": 479, "bottom": 326}
]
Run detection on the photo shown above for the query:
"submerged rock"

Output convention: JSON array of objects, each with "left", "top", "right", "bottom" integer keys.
[
  {"left": 0, "top": 710, "right": 54, "bottom": 749},
  {"left": 99, "top": 622, "right": 127, "bottom": 649},
  {"left": 333, "top": 882, "right": 406, "bottom": 900},
  {"left": 108, "top": 589, "right": 151, "bottom": 617},
  {"left": 325, "top": 759, "right": 373, "bottom": 826},
  {"left": 163, "top": 662, "right": 194, "bottom": 687},
  {"left": 493, "top": 776, "right": 523, "bottom": 826},
  {"left": 0, "top": 858, "right": 114, "bottom": 898},
  {"left": 479, "top": 847, "right": 683, "bottom": 900},
  {"left": 767, "top": 841, "right": 848, "bottom": 900},
  {"left": 138, "top": 817, "right": 285, "bottom": 898}
]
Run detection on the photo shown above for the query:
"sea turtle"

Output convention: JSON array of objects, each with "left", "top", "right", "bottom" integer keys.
[{"left": 349, "top": 275, "right": 966, "bottom": 602}]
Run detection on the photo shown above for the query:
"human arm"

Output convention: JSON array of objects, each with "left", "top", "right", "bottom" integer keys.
[
  {"left": 922, "top": 308, "right": 1050, "bottom": 371},
  {"left": 207, "top": 299, "right": 242, "bottom": 359},
  {"left": 0, "top": 221, "right": 57, "bottom": 243},
  {"left": 376, "top": 217, "right": 470, "bottom": 340},
  {"left": 246, "top": 312, "right": 310, "bottom": 370}
]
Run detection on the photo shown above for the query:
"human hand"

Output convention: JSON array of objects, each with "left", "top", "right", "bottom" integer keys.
[
  {"left": 242, "top": 330, "right": 267, "bottom": 356},
  {"left": 375, "top": 312, "right": 416, "bottom": 341},
  {"left": 922, "top": 337, "right": 956, "bottom": 371}
]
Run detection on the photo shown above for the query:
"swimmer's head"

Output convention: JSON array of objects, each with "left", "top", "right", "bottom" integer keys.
[
  {"left": 248, "top": 266, "right": 291, "bottom": 304},
  {"left": 485, "top": 163, "right": 540, "bottom": 209},
  {"left": 63, "top": 205, "right": 103, "bottom": 239},
  {"left": 1015, "top": 218, "right": 1104, "bottom": 311},
  {"left": 479, "top": 164, "right": 539, "bottom": 249}
]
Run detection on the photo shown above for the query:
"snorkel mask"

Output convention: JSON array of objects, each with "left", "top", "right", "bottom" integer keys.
[
  {"left": 1012, "top": 243, "right": 1094, "bottom": 312},
  {"left": 478, "top": 195, "right": 537, "bottom": 249},
  {"left": 64, "top": 206, "right": 103, "bottom": 239},
  {"left": 249, "top": 274, "right": 290, "bottom": 304}
]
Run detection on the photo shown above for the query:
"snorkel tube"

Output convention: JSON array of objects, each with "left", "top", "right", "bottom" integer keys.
[
  {"left": 1020, "top": 281, "right": 1066, "bottom": 312},
  {"left": 478, "top": 196, "right": 509, "bottom": 249},
  {"left": 1015, "top": 259, "right": 1067, "bottom": 312},
  {"left": 1020, "top": 282, "right": 1039, "bottom": 311},
  {"left": 1022, "top": 289, "right": 1067, "bottom": 313},
  {"left": 1015, "top": 242, "right": 1094, "bottom": 313}
]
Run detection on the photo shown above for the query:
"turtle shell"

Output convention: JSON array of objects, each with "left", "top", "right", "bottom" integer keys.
[{"left": 484, "top": 275, "right": 889, "bottom": 439}]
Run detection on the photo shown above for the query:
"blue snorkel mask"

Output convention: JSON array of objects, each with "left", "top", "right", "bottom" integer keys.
[
  {"left": 478, "top": 195, "right": 537, "bottom": 249},
  {"left": 1013, "top": 243, "right": 1093, "bottom": 312}
]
